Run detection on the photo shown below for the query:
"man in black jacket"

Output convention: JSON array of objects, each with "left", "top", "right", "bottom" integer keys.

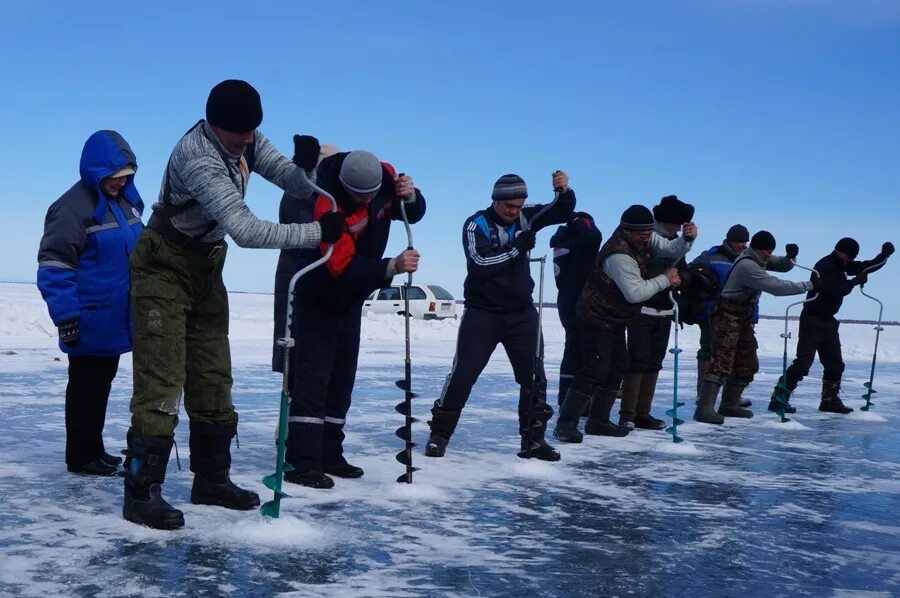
[
  {"left": 770, "top": 238, "right": 893, "bottom": 414},
  {"left": 426, "top": 171, "right": 575, "bottom": 461},
  {"left": 550, "top": 212, "right": 602, "bottom": 405}
]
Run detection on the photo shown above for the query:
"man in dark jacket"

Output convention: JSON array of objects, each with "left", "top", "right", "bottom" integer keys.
[
  {"left": 619, "top": 195, "right": 694, "bottom": 430},
  {"left": 770, "top": 238, "right": 893, "bottom": 414},
  {"left": 550, "top": 212, "right": 602, "bottom": 405},
  {"left": 283, "top": 150, "right": 425, "bottom": 488},
  {"left": 37, "top": 130, "right": 144, "bottom": 477},
  {"left": 553, "top": 205, "right": 691, "bottom": 443},
  {"left": 426, "top": 172, "right": 575, "bottom": 461}
]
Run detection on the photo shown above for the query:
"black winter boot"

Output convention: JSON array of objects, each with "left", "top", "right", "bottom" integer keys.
[
  {"left": 693, "top": 380, "right": 724, "bottom": 424},
  {"left": 425, "top": 405, "right": 462, "bottom": 458},
  {"left": 123, "top": 430, "right": 184, "bottom": 530},
  {"left": 284, "top": 469, "right": 335, "bottom": 489},
  {"left": 768, "top": 376, "right": 796, "bottom": 413},
  {"left": 819, "top": 381, "right": 853, "bottom": 414},
  {"left": 718, "top": 382, "right": 753, "bottom": 418},
  {"left": 634, "top": 371, "right": 666, "bottom": 430},
  {"left": 617, "top": 373, "right": 642, "bottom": 430},
  {"left": 585, "top": 389, "right": 630, "bottom": 437},
  {"left": 189, "top": 421, "right": 260, "bottom": 510},
  {"left": 519, "top": 402, "right": 560, "bottom": 461},
  {"left": 553, "top": 387, "right": 593, "bottom": 443}
]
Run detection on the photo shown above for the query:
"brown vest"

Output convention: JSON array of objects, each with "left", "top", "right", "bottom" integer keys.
[{"left": 577, "top": 227, "right": 652, "bottom": 328}]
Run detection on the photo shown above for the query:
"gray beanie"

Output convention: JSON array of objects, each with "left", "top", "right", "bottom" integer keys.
[
  {"left": 339, "top": 151, "right": 383, "bottom": 195},
  {"left": 491, "top": 174, "right": 528, "bottom": 201},
  {"left": 726, "top": 224, "right": 749, "bottom": 243}
]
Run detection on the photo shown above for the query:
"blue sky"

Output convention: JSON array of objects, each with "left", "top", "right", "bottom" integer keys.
[{"left": 2, "top": 0, "right": 898, "bottom": 319}]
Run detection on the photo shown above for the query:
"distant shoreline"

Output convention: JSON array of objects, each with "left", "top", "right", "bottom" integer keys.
[{"left": 5, "top": 280, "right": 895, "bottom": 327}]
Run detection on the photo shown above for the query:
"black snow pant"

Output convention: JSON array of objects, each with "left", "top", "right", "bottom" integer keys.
[
  {"left": 625, "top": 312, "right": 672, "bottom": 373},
  {"left": 436, "top": 306, "right": 546, "bottom": 417},
  {"left": 785, "top": 313, "right": 845, "bottom": 387},
  {"left": 569, "top": 322, "right": 628, "bottom": 396},
  {"left": 557, "top": 297, "right": 582, "bottom": 405},
  {"left": 66, "top": 355, "right": 120, "bottom": 469},
  {"left": 286, "top": 301, "right": 361, "bottom": 473}
]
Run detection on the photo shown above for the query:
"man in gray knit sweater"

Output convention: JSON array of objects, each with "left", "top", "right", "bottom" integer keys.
[
  {"left": 694, "top": 231, "right": 815, "bottom": 424},
  {"left": 123, "top": 79, "right": 344, "bottom": 530}
]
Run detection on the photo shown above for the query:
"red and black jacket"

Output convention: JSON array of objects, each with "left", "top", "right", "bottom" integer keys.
[{"left": 293, "top": 152, "right": 426, "bottom": 311}]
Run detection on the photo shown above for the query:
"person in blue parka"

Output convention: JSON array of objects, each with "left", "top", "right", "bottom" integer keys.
[{"left": 37, "top": 130, "right": 144, "bottom": 476}]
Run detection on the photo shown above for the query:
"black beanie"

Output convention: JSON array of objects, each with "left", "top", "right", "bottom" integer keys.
[
  {"left": 491, "top": 174, "right": 528, "bottom": 201},
  {"left": 620, "top": 205, "right": 655, "bottom": 231},
  {"left": 834, "top": 237, "right": 860, "bottom": 259},
  {"left": 726, "top": 224, "right": 750, "bottom": 243},
  {"left": 652, "top": 194, "right": 695, "bottom": 224},
  {"left": 206, "top": 80, "right": 263, "bottom": 133},
  {"left": 750, "top": 230, "right": 776, "bottom": 251}
]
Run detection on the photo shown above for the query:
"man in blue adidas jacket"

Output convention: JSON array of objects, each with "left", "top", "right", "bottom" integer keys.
[
  {"left": 37, "top": 130, "right": 144, "bottom": 476},
  {"left": 426, "top": 171, "right": 575, "bottom": 461}
]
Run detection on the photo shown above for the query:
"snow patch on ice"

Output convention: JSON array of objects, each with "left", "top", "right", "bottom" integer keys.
[{"left": 651, "top": 439, "right": 703, "bottom": 455}]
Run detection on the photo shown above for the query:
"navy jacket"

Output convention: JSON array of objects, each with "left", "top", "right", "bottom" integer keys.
[
  {"left": 463, "top": 189, "right": 575, "bottom": 313},
  {"left": 550, "top": 211, "right": 601, "bottom": 322},
  {"left": 801, "top": 251, "right": 887, "bottom": 319},
  {"left": 37, "top": 130, "right": 143, "bottom": 356}
]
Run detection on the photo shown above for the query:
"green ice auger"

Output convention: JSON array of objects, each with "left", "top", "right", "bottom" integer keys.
[
  {"left": 260, "top": 173, "right": 337, "bottom": 519},
  {"left": 858, "top": 258, "right": 889, "bottom": 411},
  {"left": 665, "top": 291, "right": 684, "bottom": 443},
  {"left": 774, "top": 261, "right": 820, "bottom": 423}
]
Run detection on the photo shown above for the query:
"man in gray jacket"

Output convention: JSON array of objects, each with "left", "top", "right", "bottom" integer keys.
[
  {"left": 123, "top": 79, "right": 345, "bottom": 530},
  {"left": 694, "top": 231, "right": 815, "bottom": 424}
]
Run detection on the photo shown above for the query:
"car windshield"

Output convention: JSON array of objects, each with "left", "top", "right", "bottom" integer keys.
[{"left": 427, "top": 285, "right": 454, "bottom": 300}]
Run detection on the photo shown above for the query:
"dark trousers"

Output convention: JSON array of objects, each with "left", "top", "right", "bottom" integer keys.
[
  {"left": 786, "top": 313, "right": 844, "bottom": 386},
  {"left": 626, "top": 312, "right": 672, "bottom": 373},
  {"left": 437, "top": 306, "right": 545, "bottom": 414},
  {"left": 66, "top": 355, "right": 120, "bottom": 468},
  {"left": 696, "top": 320, "right": 711, "bottom": 361},
  {"left": 570, "top": 323, "right": 628, "bottom": 395},
  {"left": 557, "top": 300, "right": 581, "bottom": 405},
  {"left": 286, "top": 302, "right": 361, "bottom": 472}
]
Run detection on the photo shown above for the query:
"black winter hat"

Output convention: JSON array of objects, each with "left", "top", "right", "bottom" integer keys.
[
  {"left": 834, "top": 237, "right": 860, "bottom": 260},
  {"left": 726, "top": 224, "right": 750, "bottom": 243},
  {"left": 206, "top": 79, "right": 263, "bottom": 133},
  {"left": 620, "top": 205, "right": 655, "bottom": 231},
  {"left": 491, "top": 174, "right": 528, "bottom": 201},
  {"left": 750, "top": 230, "right": 777, "bottom": 251},
  {"left": 653, "top": 194, "right": 695, "bottom": 224}
]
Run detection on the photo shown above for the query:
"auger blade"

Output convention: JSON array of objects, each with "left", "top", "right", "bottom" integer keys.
[
  {"left": 395, "top": 402, "right": 411, "bottom": 416},
  {"left": 666, "top": 417, "right": 685, "bottom": 427},
  {"left": 396, "top": 448, "right": 417, "bottom": 466},
  {"left": 261, "top": 474, "right": 292, "bottom": 498},
  {"left": 665, "top": 407, "right": 684, "bottom": 418},
  {"left": 395, "top": 426, "right": 412, "bottom": 441},
  {"left": 396, "top": 468, "right": 421, "bottom": 484},
  {"left": 260, "top": 499, "right": 285, "bottom": 519},
  {"left": 395, "top": 380, "right": 420, "bottom": 397}
]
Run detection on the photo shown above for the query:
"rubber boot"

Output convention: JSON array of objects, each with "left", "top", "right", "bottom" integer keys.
[
  {"left": 425, "top": 405, "right": 462, "bottom": 458},
  {"left": 634, "top": 371, "right": 666, "bottom": 430},
  {"left": 768, "top": 375, "right": 796, "bottom": 414},
  {"left": 585, "top": 388, "right": 630, "bottom": 437},
  {"left": 188, "top": 421, "right": 260, "bottom": 510},
  {"left": 819, "top": 380, "right": 853, "bottom": 414},
  {"left": 718, "top": 381, "right": 753, "bottom": 418},
  {"left": 553, "top": 387, "right": 592, "bottom": 443},
  {"left": 693, "top": 380, "right": 725, "bottom": 424},
  {"left": 696, "top": 359, "right": 710, "bottom": 399},
  {"left": 617, "top": 372, "right": 642, "bottom": 429},
  {"left": 123, "top": 430, "right": 185, "bottom": 530},
  {"left": 518, "top": 402, "right": 561, "bottom": 461}
]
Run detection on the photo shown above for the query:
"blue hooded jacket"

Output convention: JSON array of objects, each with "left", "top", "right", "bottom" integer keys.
[{"left": 37, "top": 130, "right": 144, "bottom": 356}]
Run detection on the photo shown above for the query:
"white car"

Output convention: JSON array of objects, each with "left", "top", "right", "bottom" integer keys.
[{"left": 363, "top": 284, "right": 458, "bottom": 320}]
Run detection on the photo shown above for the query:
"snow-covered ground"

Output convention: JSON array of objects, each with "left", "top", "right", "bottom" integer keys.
[{"left": 1, "top": 282, "right": 898, "bottom": 596}]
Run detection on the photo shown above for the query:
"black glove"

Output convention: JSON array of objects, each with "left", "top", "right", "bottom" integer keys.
[
  {"left": 852, "top": 271, "right": 868, "bottom": 287},
  {"left": 811, "top": 275, "right": 823, "bottom": 293},
  {"left": 785, "top": 244, "right": 799, "bottom": 260},
  {"left": 292, "top": 134, "right": 321, "bottom": 171},
  {"left": 58, "top": 317, "right": 80, "bottom": 347},
  {"left": 513, "top": 229, "right": 536, "bottom": 252},
  {"left": 317, "top": 211, "right": 345, "bottom": 244},
  {"left": 882, "top": 241, "right": 895, "bottom": 257}
]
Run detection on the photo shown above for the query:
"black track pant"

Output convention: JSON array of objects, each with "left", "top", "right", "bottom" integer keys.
[
  {"left": 66, "top": 355, "right": 120, "bottom": 468},
  {"left": 437, "top": 306, "right": 545, "bottom": 414},
  {"left": 557, "top": 300, "right": 581, "bottom": 405},
  {"left": 786, "top": 313, "right": 845, "bottom": 387},
  {"left": 570, "top": 323, "right": 628, "bottom": 395},
  {"left": 625, "top": 312, "right": 672, "bottom": 373}
]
